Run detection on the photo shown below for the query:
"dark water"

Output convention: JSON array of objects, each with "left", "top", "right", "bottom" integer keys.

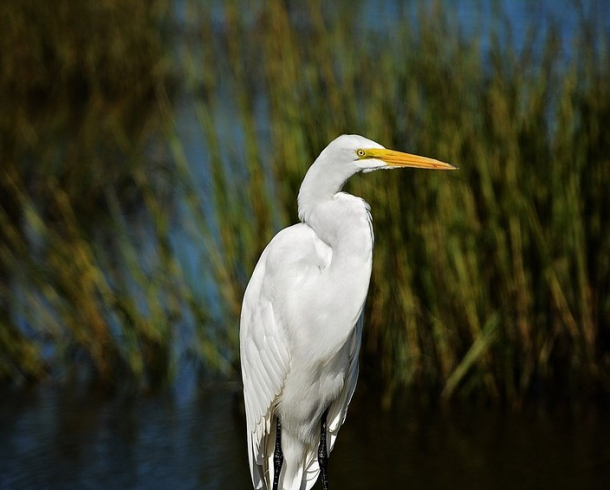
[{"left": 1, "top": 384, "right": 609, "bottom": 490}]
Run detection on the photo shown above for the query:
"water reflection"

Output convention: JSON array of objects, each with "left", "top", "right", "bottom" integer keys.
[
  {"left": 1, "top": 385, "right": 609, "bottom": 489},
  {"left": 0, "top": 385, "right": 251, "bottom": 489}
]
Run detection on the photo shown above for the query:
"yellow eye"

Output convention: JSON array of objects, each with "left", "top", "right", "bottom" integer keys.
[{"left": 356, "top": 149, "right": 366, "bottom": 157}]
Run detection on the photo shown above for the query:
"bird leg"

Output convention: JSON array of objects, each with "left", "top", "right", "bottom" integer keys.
[
  {"left": 318, "top": 408, "right": 330, "bottom": 490},
  {"left": 272, "top": 416, "right": 284, "bottom": 490}
]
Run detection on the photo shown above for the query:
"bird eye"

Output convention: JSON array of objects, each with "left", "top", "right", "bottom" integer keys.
[{"left": 356, "top": 149, "right": 366, "bottom": 157}]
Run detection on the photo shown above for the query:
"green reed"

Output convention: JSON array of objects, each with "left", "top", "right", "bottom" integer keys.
[
  {"left": 1, "top": 0, "right": 609, "bottom": 404},
  {"left": 183, "top": 0, "right": 610, "bottom": 404}
]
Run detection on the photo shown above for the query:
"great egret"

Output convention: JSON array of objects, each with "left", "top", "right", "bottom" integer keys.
[{"left": 240, "top": 134, "right": 455, "bottom": 490}]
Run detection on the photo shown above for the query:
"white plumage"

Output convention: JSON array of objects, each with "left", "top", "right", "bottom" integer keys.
[{"left": 240, "top": 134, "right": 455, "bottom": 490}]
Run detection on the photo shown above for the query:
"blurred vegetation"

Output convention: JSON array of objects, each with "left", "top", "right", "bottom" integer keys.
[
  {"left": 1, "top": 0, "right": 609, "bottom": 407},
  {"left": 0, "top": 0, "right": 179, "bottom": 385}
]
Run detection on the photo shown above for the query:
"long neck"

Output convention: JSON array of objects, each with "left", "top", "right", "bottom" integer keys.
[
  {"left": 297, "top": 160, "right": 374, "bottom": 349},
  {"left": 297, "top": 153, "right": 374, "bottom": 266},
  {"left": 299, "top": 178, "right": 373, "bottom": 268},
  {"left": 297, "top": 160, "right": 349, "bottom": 224}
]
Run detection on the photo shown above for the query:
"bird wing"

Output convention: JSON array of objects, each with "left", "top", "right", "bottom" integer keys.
[
  {"left": 241, "top": 224, "right": 328, "bottom": 489},
  {"left": 240, "top": 255, "right": 289, "bottom": 489},
  {"left": 327, "top": 309, "right": 363, "bottom": 449}
]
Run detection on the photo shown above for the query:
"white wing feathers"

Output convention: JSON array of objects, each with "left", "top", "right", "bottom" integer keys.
[
  {"left": 240, "top": 248, "right": 291, "bottom": 488},
  {"left": 327, "top": 311, "right": 363, "bottom": 448}
]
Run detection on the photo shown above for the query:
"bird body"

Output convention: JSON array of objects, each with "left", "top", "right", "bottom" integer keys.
[{"left": 240, "top": 135, "right": 455, "bottom": 489}]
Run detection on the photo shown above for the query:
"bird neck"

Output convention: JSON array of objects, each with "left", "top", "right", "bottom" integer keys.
[
  {"left": 297, "top": 159, "right": 351, "bottom": 224},
  {"left": 298, "top": 169, "right": 373, "bottom": 259}
]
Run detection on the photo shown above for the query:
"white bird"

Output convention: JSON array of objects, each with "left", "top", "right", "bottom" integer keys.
[{"left": 240, "top": 134, "right": 455, "bottom": 490}]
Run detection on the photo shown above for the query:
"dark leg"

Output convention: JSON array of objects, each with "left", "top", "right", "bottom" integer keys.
[
  {"left": 318, "top": 408, "right": 330, "bottom": 490},
  {"left": 273, "top": 416, "right": 284, "bottom": 490}
]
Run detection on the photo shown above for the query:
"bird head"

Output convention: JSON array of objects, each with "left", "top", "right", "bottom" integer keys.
[
  {"left": 298, "top": 134, "right": 456, "bottom": 222},
  {"left": 320, "top": 134, "right": 457, "bottom": 174}
]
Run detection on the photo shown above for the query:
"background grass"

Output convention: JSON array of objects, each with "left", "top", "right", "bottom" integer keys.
[{"left": 1, "top": 0, "right": 609, "bottom": 407}]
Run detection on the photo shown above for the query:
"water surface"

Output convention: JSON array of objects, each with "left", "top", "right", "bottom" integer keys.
[{"left": 1, "top": 385, "right": 608, "bottom": 489}]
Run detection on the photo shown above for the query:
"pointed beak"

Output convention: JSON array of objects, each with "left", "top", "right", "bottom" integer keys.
[{"left": 366, "top": 148, "right": 457, "bottom": 171}]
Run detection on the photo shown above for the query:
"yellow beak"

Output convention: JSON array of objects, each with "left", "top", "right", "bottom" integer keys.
[{"left": 366, "top": 148, "right": 457, "bottom": 171}]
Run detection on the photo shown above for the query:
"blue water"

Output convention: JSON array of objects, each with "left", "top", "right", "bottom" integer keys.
[
  {"left": 1, "top": 385, "right": 609, "bottom": 489},
  {"left": 360, "top": 0, "right": 610, "bottom": 49},
  {"left": 0, "top": 385, "right": 251, "bottom": 489}
]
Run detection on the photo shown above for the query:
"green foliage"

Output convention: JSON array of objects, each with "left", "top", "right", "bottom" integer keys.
[{"left": 1, "top": 0, "right": 609, "bottom": 405}]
